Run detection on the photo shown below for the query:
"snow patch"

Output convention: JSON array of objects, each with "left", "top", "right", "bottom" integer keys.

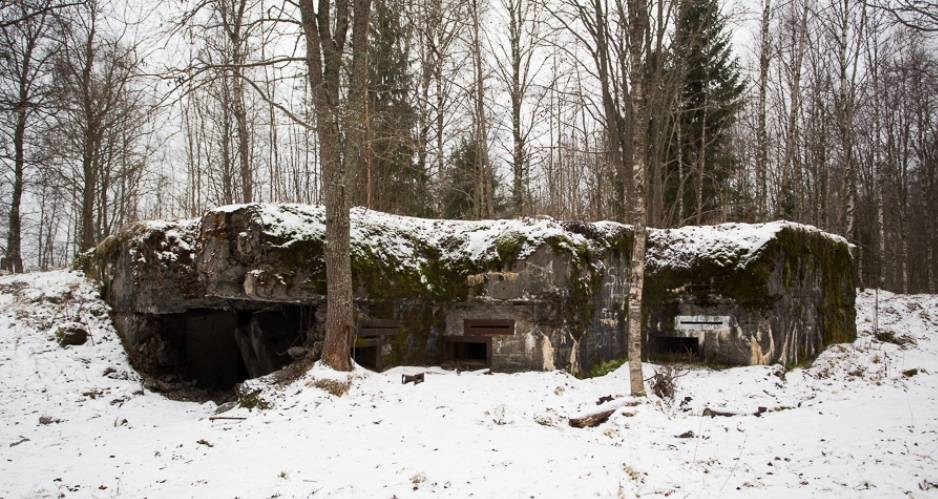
[{"left": 2, "top": 272, "right": 933, "bottom": 497}]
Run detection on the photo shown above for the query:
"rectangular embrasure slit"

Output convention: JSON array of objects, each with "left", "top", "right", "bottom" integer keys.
[
  {"left": 674, "top": 315, "right": 731, "bottom": 331},
  {"left": 464, "top": 319, "right": 515, "bottom": 336},
  {"left": 359, "top": 319, "right": 402, "bottom": 338}
]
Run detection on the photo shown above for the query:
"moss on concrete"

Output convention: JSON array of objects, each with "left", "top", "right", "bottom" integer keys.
[
  {"left": 381, "top": 305, "right": 443, "bottom": 367},
  {"left": 494, "top": 231, "right": 528, "bottom": 266}
]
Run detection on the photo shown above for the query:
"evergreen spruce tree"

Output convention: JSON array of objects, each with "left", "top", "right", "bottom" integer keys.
[
  {"left": 440, "top": 137, "right": 509, "bottom": 219},
  {"left": 365, "top": 0, "right": 428, "bottom": 215},
  {"left": 441, "top": 139, "right": 478, "bottom": 219},
  {"left": 664, "top": 0, "right": 745, "bottom": 224}
]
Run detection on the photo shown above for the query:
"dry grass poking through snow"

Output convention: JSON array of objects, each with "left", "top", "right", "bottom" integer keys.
[{"left": 308, "top": 377, "right": 353, "bottom": 397}]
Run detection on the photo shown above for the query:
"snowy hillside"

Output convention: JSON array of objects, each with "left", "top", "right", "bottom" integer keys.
[{"left": 1, "top": 271, "right": 936, "bottom": 498}]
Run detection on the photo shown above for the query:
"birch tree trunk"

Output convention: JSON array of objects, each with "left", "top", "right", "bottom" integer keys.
[
  {"left": 627, "top": 0, "right": 649, "bottom": 397},
  {"left": 756, "top": 0, "right": 772, "bottom": 220},
  {"left": 836, "top": 0, "right": 864, "bottom": 243},
  {"left": 781, "top": 0, "right": 808, "bottom": 219},
  {"left": 469, "top": 0, "right": 493, "bottom": 218},
  {"left": 508, "top": 0, "right": 526, "bottom": 216},
  {"left": 221, "top": 0, "right": 253, "bottom": 203}
]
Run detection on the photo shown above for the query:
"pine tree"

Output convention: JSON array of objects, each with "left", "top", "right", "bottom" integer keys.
[{"left": 664, "top": 0, "right": 745, "bottom": 225}]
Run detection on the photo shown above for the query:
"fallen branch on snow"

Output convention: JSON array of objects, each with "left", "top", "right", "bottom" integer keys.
[
  {"left": 569, "top": 408, "right": 616, "bottom": 428},
  {"left": 701, "top": 405, "right": 792, "bottom": 418},
  {"left": 569, "top": 399, "right": 641, "bottom": 428}
]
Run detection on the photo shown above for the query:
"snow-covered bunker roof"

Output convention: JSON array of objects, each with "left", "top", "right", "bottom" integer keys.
[{"left": 85, "top": 203, "right": 853, "bottom": 306}]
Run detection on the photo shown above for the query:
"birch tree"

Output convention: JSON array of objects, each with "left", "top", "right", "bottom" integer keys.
[{"left": 626, "top": 0, "right": 649, "bottom": 396}]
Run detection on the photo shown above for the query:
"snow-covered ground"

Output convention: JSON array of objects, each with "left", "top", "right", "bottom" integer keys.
[{"left": 1, "top": 271, "right": 936, "bottom": 498}]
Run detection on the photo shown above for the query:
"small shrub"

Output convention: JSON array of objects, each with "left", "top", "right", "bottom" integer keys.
[
  {"left": 586, "top": 358, "right": 627, "bottom": 378},
  {"left": 874, "top": 330, "right": 916, "bottom": 347},
  {"left": 650, "top": 366, "right": 682, "bottom": 401},
  {"left": 239, "top": 389, "right": 271, "bottom": 410},
  {"left": 55, "top": 324, "right": 88, "bottom": 347}
]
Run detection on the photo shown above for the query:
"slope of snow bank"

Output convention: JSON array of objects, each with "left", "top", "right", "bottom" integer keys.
[{"left": 1, "top": 272, "right": 935, "bottom": 498}]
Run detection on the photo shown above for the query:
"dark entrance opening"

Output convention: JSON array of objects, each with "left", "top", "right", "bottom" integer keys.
[
  {"left": 184, "top": 310, "right": 245, "bottom": 389},
  {"left": 354, "top": 344, "right": 380, "bottom": 370},
  {"left": 354, "top": 320, "right": 400, "bottom": 371},
  {"left": 144, "top": 306, "right": 311, "bottom": 393},
  {"left": 653, "top": 336, "right": 700, "bottom": 361},
  {"left": 236, "top": 307, "right": 308, "bottom": 378},
  {"left": 443, "top": 336, "right": 490, "bottom": 369}
]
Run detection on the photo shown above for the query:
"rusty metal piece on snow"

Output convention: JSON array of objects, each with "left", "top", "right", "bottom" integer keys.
[
  {"left": 402, "top": 373, "right": 425, "bottom": 385},
  {"left": 596, "top": 395, "right": 614, "bottom": 405}
]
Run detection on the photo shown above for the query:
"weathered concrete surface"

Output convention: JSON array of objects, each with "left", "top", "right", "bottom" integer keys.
[
  {"left": 79, "top": 220, "right": 213, "bottom": 314},
  {"left": 81, "top": 203, "right": 856, "bottom": 384},
  {"left": 643, "top": 224, "right": 857, "bottom": 366}
]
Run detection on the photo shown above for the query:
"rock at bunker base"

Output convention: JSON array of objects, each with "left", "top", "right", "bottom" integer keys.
[{"left": 56, "top": 324, "right": 88, "bottom": 346}]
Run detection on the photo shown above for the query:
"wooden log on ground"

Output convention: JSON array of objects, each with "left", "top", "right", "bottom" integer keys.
[{"left": 568, "top": 408, "right": 616, "bottom": 428}]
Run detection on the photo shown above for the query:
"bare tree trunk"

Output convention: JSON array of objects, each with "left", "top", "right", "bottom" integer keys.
[
  {"left": 502, "top": 0, "right": 530, "bottom": 216},
  {"left": 3, "top": 103, "right": 27, "bottom": 272},
  {"left": 469, "top": 0, "right": 493, "bottom": 218},
  {"left": 676, "top": 116, "right": 684, "bottom": 223},
  {"left": 77, "top": 8, "right": 99, "bottom": 252},
  {"left": 695, "top": 91, "right": 708, "bottom": 224},
  {"left": 627, "top": 0, "right": 649, "bottom": 397},
  {"left": 220, "top": 0, "right": 253, "bottom": 203},
  {"left": 1, "top": 0, "right": 56, "bottom": 272},
  {"left": 299, "top": 0, "right": 371, "bottom": 371},
  {"left": 837, "top": 0, "right": 864, "bottom": 242},
  {"left": 80, "top": 148, "right": 97, "bottom": 250},
  {"left": 510, "top": 10, "right": 525, "bottom": 216},
  {"left": 435, "top": 63, "right": 445, "bottom": 202},
  {"left": 232, "top": 72, "right": 252, "bottom": 202},
  {"left": 867, "top": 30, "right": 885, "bottom": 290},
  {"left": 219, "top": 74, "right": 235, "bottom": 204},
  {"left": 781, "top": 0, "right": 808, "bottom": 220},
  {"left": 756, "top": 0, "right": 772, "bottom": 220},
  {"left": 926, "top": 132, "right": 937, "bottom": 292}
]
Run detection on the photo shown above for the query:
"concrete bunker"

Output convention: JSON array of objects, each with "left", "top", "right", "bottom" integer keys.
[
  {"left": 81, "top": 203, "right": 857, "bottom": 387},
  {"left": 113, "top": 305, "right": 310, "bottom": 393}
]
